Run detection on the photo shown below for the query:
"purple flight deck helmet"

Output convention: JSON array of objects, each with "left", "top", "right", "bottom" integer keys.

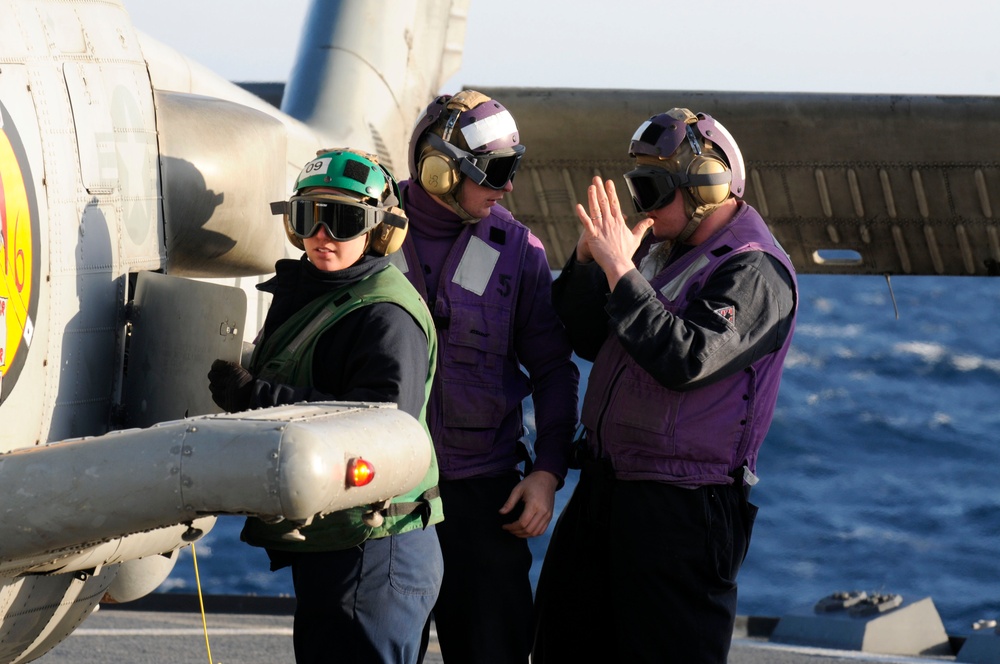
[
  {"left": 408, "top": 90, "right": 525, "bottom": 200},
  {"left": 624, "top": 109, "right": 746, "bottom": 214}
]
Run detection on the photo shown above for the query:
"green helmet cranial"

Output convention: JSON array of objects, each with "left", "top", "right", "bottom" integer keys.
[
  {"left": 276, "top": 148, "right": 408, "bottom": 254},
  {"left": 294, "top": 150, "right": 390, "bottom": 203}
]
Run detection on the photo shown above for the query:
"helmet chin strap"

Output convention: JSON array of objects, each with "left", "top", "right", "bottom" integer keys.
[
  {"left": 676, "top": 215, "right": 701, "bottom": 243},
  {"left": 677, "top": 189, "right": 724, "bottom": 243},
  {"left": 438, "top": 182, "right": 481, "bottom": 224}
]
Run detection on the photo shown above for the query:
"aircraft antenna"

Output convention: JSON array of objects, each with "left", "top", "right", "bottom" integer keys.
[{"left": 884, "top": 273, "right": 900, "bottom": 320}]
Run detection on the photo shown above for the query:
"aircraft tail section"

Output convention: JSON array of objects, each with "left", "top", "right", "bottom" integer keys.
[{"left": 282, "top": 0, "right": 469, "bottom": 178}]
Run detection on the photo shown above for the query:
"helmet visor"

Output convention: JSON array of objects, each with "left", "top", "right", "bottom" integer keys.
[
  {"left": 624, "top": 166, "right": 681, "bottom": 213},
  {"left": 284, "top": 195, "right": 380, "bottom": 241},
  {"left": 462, "top": 146, "right": 526, "bottom": 189}
]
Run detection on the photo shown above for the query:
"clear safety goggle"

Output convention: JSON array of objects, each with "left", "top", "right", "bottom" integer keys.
[
  {"left": 428, "top": 133, "right": 525, "bottom": 190},
  {"left": 270, "top": 195, "right": 381, "bottom": 241}
]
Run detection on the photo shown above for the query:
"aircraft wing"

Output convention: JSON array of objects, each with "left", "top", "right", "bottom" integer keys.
[{"left": 481, "top": 87, "right": 1000, "bottom": 277}]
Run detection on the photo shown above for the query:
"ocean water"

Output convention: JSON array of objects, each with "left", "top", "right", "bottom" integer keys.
[{"left": 162, "top": 274, "right": 1000, "bottom": 637}]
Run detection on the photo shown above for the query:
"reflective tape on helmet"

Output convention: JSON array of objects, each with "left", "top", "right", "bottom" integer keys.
[{"left": 461, "top": 110, "right": 517, "bottom": 152}]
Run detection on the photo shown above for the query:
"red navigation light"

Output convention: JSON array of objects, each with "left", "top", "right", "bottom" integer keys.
[{"left": 347, "top": 458, "right": 376, "bottom": 487}]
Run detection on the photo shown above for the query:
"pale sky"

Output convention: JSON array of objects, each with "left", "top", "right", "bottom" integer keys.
[{"left": 124, "top": 0, "right": 1000, "bottom": 96}]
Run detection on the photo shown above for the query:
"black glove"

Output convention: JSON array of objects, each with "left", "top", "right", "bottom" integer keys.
[{"left": 207, "top": 359, "right": 254, "bottom": 412}]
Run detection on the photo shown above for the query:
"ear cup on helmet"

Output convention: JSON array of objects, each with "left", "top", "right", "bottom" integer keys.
[
  {"left": 413, "top": 91, "right": 499, "bottom": 197},
  {"left": 418, "top": 149, "right": 460, "bottom": 196},
  {"left": 688, "top": 155, "right": 731, "bottom": 206},
  {"left": 369, "top": 207, "right": 408, "bottom": 256}
]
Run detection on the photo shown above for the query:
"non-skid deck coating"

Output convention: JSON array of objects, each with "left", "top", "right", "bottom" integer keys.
[{"left": 42, "top": 595, "right": 975, "bottom": 663}]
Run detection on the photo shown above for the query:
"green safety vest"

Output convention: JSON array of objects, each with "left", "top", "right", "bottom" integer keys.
[{"left": 240, "top": 265, "right": 443, "bottom": 552}]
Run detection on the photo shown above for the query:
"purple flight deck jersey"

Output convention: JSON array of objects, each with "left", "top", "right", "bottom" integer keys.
[
  {"left": 582, "top": 203, "right": 797, "bottom": 486},
  {"left": 395, "top": 182, "right": 579, "bottom": 482}
]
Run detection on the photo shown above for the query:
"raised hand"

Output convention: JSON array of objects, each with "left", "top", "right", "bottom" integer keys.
[{"left": 575, "top": 176, "right": 653, "bottom": 290}]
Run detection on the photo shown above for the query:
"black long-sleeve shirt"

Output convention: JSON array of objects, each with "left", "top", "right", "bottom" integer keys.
[
  {"left": 251, "top": 254, "right": 429, "bottom": 419},
  {"left": 553, "top": 239, "right": 796, "bottom": 392}
]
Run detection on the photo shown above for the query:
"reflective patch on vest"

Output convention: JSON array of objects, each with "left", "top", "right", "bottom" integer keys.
[
  {"left": 714, "top": 305, "right": 735, "bottom": 325},
  {"left": 452, "top": 235, "right": 499, "bottom": 295},
  {"left": 638, "top": 240, "right": 669, "bottom": 281},
  {"left": 288, "top": 307, "right": 336, "bottom": 354},
  {"left": 389, "top": 250, "right": 408, "bottom": 274},
  {"left": 659, "top": 254, "right": 710, "bottom": 301}
]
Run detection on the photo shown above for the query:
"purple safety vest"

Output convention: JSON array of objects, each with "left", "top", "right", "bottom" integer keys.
[
  {"left": 394, "top": 211, "right": 533, "bottom": 477},
  {"left": 581, "top": 205, "right": 798, "bottom": 486}
]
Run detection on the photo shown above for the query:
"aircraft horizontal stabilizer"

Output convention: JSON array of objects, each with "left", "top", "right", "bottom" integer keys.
[{"left": 483, "top": 87, "right": 1000, "bottom": 276}]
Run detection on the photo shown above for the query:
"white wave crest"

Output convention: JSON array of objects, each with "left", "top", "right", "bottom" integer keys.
[
  {"left": 894, "top": 341, "right": 947, "bottom": 362},
  {"left": 895, "top": 342, "right": 1000, "bottom": 373},
  {"left": 794, "top": 323, "right": 864, "bottom": 338}
]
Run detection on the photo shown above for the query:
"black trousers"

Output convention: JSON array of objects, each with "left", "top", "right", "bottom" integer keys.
[
  {"left": 426, "top": 474, "right": 533, "bottom": 664},
  {"left": 532, "top": 461, "right": 757, "bottom": 664}
]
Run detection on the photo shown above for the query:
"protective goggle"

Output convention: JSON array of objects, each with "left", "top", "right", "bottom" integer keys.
[
  {"left": 623, "top": 165, "right": 732, "bottom": 213},
  {"left": 428, "top": 133, "right": 525, "bottom": 190},
  {"left": 624, "top": 166, "right": 682, "bottom": 213},
  {"left": 270, "top": 195, "right": 382, "bottom": 241}
]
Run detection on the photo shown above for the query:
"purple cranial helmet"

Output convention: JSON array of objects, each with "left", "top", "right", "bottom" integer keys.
[
  {"left": 409, "top": 90, "right": 525, "bottom": 198},
  {"left": 624, "top": 108, "right": 746, "bottom": 214}
]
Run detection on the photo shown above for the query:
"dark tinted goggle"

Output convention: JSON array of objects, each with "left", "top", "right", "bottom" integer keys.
[
  {"left": 428, "top": 133, "right": 525, "bottom": 190},
  {"left": 270, "top": 195, "right": 380, "bottom": 241},
  {"left": 624, "top": 165, "right": 731, "bottom": 213},
  {"left": 459, "top": 147, "right": 525, "bottom": 189},
  {"left": 624, "top": 166, "right": 682, "bottom": 213}
]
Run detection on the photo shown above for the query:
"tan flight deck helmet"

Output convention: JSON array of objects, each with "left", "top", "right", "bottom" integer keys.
[
  {"left": 408, "top": 89, "right": 525, "bottom": 222},
  {"left": 624, "top": 108, "right": 747, "bottom": 242},
  {"left": 270, "top": 148, "right": 408, "bottom": 256}
]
